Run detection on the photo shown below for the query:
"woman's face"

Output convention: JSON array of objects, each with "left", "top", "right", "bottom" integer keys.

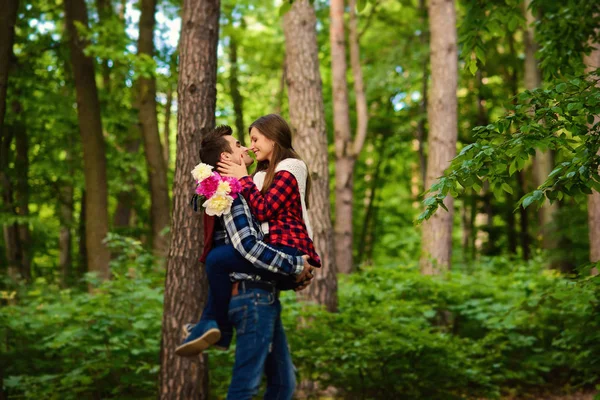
[{"left": 249, "top": 127, "right": 275, "bottom": 162}]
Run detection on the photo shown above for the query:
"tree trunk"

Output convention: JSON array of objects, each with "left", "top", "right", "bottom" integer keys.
[
  {"left": 158, "top": 0, "right": 219, "bottom": 396},
  {"left": 137, "top": 0, "right": 170, "bottom": 256},
  {"left": 77, "top": 190, "right": 88, "bottom": 279},
  {"left": 229, "top": 33, "right": 246, "bottom": 146},
  {"left": 517, "top": 171, "right": 530, "bottom": 260},
  {"left": 64, "top": 0, "right": 111, "bottom": 281},
  {"left": 524, "top": 0, "right": 557, "bottom": 251},
  {"left": 14, "top": 111, "right": 30, "bottom": 281},
  {"left": 95, "top": 0, "right": 111, "bottom": 90},
  {"left": 59, "top": 132, "right": 75, "bottom": 287},
  {"left": 0, "top": 127, "right": 20, "bottom": 280},
  {"left": 163, "top": 81, "right": 173, "bottom": 167},
  {"left": 0, "top": 0, "right": 18, "bottom": 132},
  {"left": 417, "top": 0, "right": 428, "bottom": 190},
  {"left": 584, "top": 43, "right": 600, "bottom": 273},
  {"left": 283, "top": 0, "right": 338, "bottom": 312},
  {"left": 420, "top": 0, "right": 458, "bottom": 275},
  {"left": 275, "top": 56, "right": 286, "bottom": 115},
  {"left": 330, "top": 0, "right": 353, "bottom": 274}
]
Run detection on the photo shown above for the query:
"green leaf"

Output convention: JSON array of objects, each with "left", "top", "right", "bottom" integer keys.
[
  {"left": 501, "top": 183, "right": 513, "bottom": 194},
  {"left": 279, "top": 1, "right": 292, "bottom": 16},
  {"left": 556, "top": 83, "right": 567, "bottom": 93},
  {"left": 356, "top": 0, "right": 367, "bottom": 12},
  {"left": 588, "top": 114, "right": 595, "bottom": 124},
  {"left": 522, "top": 195, "right": 535, "bottom": 209}
]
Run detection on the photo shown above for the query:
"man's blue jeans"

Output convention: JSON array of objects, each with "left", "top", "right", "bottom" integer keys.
[
  {"left": 198, "top": 244, "right": 298, "bottom": 339},
  {"left": 226, "top": 286, "right": 296, "bottom": 400}
]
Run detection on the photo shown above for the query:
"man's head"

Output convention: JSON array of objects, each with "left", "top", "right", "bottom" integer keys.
[{"left": 199, "top": 125, "right": 253, "bottom": 168}]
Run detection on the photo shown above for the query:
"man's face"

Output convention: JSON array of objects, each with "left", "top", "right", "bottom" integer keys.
[{"left": 222, "top": 135, "right": 253, "bottom": 167}]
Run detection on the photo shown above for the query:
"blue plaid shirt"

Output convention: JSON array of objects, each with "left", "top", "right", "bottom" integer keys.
[{"left": 214, "top": 196, "right": 304, "bottom": 282}]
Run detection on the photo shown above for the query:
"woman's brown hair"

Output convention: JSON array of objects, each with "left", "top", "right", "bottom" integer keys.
[{"left": 249, "top": 114, "right": 312, "bottom": 207}]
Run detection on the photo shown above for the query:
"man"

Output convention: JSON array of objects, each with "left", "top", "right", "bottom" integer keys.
[{"left": 181, "top": 125, "right": 314, "bottom": 400}]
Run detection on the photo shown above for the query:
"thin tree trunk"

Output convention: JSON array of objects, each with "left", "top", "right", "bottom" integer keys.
[
  {"left": 420, "top": 0, "right": 458, "bottom": 274},
  {"left": 59, "top": 131, "right": 75, "bottom": 287},
  {"left": 95, "top": 0, "right": 111, "bottom": 90},
  {"left": 163, "top": 81, "right": 173, "bottom": 167},
  {"left": 284, "top": 0, "right": 338, "bottom": 312},
  {"left": 0, "top": 0, "right": 18, "bottom": 132},
  {"left": 584, "top": 43, "right": 600, "bottom": 274},
  {"left": 229, "top": 33, "right": 246, "bottom": 146},
  {"left": 64, "top": 0, "right": 111, "bottom": 281},
  {"left": 417, "top": 0, "right": 428, "bottom": 189},
  {"left": 14, "top": 110, "right": 30, "bottom": 281},
  {"left": 78, "top": 190, "right": 87, "bottom": 279},
  {"left": 159, "top": 0, "right": 219, "bottom": 396},
  {"left": 137, "top": 0, "right": 170, "bottom": 256},
  {"left": 525, "top": 0, "right": 557, "bottom": 251},
  {"left": 275, "top": 56, "right": 286, "bottom": 115},
  {"left": 0, "top": 127, "right": 20, "bottom": 280}
]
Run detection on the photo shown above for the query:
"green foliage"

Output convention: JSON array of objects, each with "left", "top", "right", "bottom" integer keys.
[
  {"left": 3, "top": 246, "right": 599, "bottom": 399},
  {"left": 418, "top": 69, "right": 600, "bottom": 224}
]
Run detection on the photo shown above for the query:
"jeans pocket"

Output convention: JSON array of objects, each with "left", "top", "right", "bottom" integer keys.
[{"left": 254, "top": 291, "right": 275, "bottom": 306}]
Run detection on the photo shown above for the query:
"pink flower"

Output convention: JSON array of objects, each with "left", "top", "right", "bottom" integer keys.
[
  {"left": 196, "top": 173, "right": 220, "bottom": 198},
  {"left": 223, "top": 176, "right": 242, "bottom": 199}
]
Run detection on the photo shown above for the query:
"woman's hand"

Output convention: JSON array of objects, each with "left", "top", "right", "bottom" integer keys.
[{"left": 217, "top": 155, "right": 248, "bottom": 179}]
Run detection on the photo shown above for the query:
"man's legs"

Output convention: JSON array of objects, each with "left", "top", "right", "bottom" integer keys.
[
  {"left": 227, "top": 287, "right": 279, "bottom": 400},
  {"left": 264, "top": 313, "right": 296, "bottom": 400}
]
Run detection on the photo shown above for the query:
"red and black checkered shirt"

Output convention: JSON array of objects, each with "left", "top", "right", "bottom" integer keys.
[{"left": 239, "top": 171, "right": 321, "bottom": 267}]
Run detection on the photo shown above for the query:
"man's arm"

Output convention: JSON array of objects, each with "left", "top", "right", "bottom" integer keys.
[{"left": 222, "top": 197, "right": 305, "bottom": 276}]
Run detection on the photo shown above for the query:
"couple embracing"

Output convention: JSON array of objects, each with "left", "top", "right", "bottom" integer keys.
[{"left": 176, "top": 114, "right": 320, "bottom": 399}]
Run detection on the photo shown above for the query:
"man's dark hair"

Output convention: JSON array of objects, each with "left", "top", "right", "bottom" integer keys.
[{"left": 199, "top": 125, "right": 233, "bottom": 167}]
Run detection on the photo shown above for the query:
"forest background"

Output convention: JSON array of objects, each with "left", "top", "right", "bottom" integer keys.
[{"left": 1, "top": 0, "right": 600, "bottom": 398}]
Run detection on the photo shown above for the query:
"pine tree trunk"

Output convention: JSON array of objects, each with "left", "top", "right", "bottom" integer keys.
[
  {"left": 420, "top": 0, "right": 458, "bottom": 275},
  {"left": 584, "top": 44, "right": 600, "bottom": 273},
  {"left": 417, "top": 0, "right": 428, "bottom": 190},
  {"left": 137, "top": 0, "right": 170, "bottom": 256},
  {"left": 0, "top": 0, "right": 18, "bottom": 131},
  {"left": 524, "top": 0, "right": 557, "bottom": 251},
  {"left": 283, "top": 0, "right": 338, "bottom": 312},
  {"left": 158, "top": 0, "right": 219, "bottom": 396},
  {"left": 330, "top": 0, "right": 354, "bottom": 274},
  {"left": 229, "top": 33, "right": 246, "bottom": 146},
  {"left": 64, "top": 0, "right": 111, "bottom": 281}
]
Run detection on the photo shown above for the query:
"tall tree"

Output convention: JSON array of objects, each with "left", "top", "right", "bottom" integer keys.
[
  {"left": 228, "top": 19, "right": 246, "bottom": 146},
  {"left": 524, "top": 0, "right": 557, "bottom": 250},
  {"left": 137, "top": 0, "right": 170, "bottom": 255},
  {"left": 329, "top": 0, "right": 368, "bottom": 274},
  {"left": 0, "top": 0, "right": 18, "bottom": 131},
  {"left": 584, "top": 43, "right": 600, "bottom": 273},
  {"left": 158, "top": 0, "right": 220, "bottom": 397},
  {"left": 284, "top": 0, "right": 338, "bottom": 312},
  {"left": 64, "top": 0, "right": 111, "bottom": 281},
  {"left": 420, "top": 0, "right": 458, "bottom": 274}
]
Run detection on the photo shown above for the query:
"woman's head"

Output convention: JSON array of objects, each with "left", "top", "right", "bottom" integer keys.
[
  {"left": 248, "top": 114, "right": 294, "bottom": 163},
  {"left": 248, "top": 114, "right": 311, "bottom": 205}
]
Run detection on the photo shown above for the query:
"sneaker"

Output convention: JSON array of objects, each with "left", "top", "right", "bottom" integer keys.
[
  {"left": 183, "top": 323, "right": 232, "bottom": 351},
  {"left": 175, "top": 320, "right": 221, "bottom": 357}
]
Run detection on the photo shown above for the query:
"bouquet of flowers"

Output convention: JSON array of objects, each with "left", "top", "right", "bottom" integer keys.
[{"left": 191, "top": 163, "right": 242, "bottom": 216}]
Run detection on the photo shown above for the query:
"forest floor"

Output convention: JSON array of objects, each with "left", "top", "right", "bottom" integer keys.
[{"left": 501, "top": 391, "right": 597, "bottom": 400}]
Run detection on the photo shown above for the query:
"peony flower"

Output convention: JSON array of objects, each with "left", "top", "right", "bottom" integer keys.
[
  {"left": 215, "top": 180, "right": 232, "bottom": 196},
  {"left": 203, "top": 193, "right": 234, "bottom": 216},
  {"left": 191, "top": 163, "right": 213, "bottom": 182},
  {"left": 223, "top": 176, "right": 242, "bottom": 199},
  {"left": 196, "top": 173, "right": 220, "bottom": 198}
]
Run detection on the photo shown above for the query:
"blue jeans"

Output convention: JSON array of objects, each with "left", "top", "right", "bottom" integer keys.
[
  {"left": 227, "top": 286, "right": 296, "bottom": 400},
  {"left": 198, "top": 244, "right": 298, "bottom": 336}
]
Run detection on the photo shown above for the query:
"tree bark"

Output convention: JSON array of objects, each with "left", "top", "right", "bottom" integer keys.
[
  {"left": 65, "top": 0, "right": 111, "bottom": 281},
  {"left": 14, "top": 111, "right": 30, "bottom": 280},
  {"left": 158, "top": 0, "right": 219, "bottom": 397},
  {"left": 416, "top": 0, "right": 428, "bottom": 190},
  {"left": 137, "top": 0, "right": 170, "bottom": 256},
  {"left": 584, "top": 43, "right": 600, "bottom": 272},
  {"left": 59, "top": 131, "right": 75, "bottom": 287},
  {"left": 0, "top": 0, "right": 18, "bottom": 133},
  {"left": 524, "top": 0, "right": 557, "bottom": 251},
  {"left": 163, "top": 80, "right": 173, "bottom": 167},
  {"left": 330, "top": 0, "right": 368, "bottom": 274},
  {"left": 1, "top": 127, "right": 20, "bottom": 280},
  {"left": 420, "top": 0, "right": 458, "bottom": 274},
  {"left": 229, "top": 33, "right": 246, "bottom": 146},
  {"left": 283, "top": 0, "right": 338, "bottom": 312},
  {"left": 95, "top": 0, "right": 112, "bottom": 90},
  {"left": 77, "top": 190, "right": 88, "bottom": 279}
]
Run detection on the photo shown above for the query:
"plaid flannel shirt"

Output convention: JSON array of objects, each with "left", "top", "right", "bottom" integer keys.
[
  {"left": 239, "top": 171, "right": 321, "bottom": 267},
  {"left": 213, "top": 196, "right": 305, "bottom": 282}
]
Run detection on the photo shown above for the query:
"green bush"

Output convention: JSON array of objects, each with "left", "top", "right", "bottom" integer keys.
[{"left": 1, "top": 244, "right": 599, "bottom": 399}]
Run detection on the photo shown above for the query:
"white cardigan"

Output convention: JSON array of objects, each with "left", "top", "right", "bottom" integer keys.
[{"left": 252, "top": 158, "right": 314, "bottom": 239}]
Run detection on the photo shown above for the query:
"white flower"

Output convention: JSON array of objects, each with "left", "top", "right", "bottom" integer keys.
[
  {"left": 203, "top": 194, "right": 234, "bottom": 216},
  {"left": 215, "top": 180, "right": 232, "bottom": 196},
  {"left": 191, "top": 163, "right": 213, "bottom": 182}
]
